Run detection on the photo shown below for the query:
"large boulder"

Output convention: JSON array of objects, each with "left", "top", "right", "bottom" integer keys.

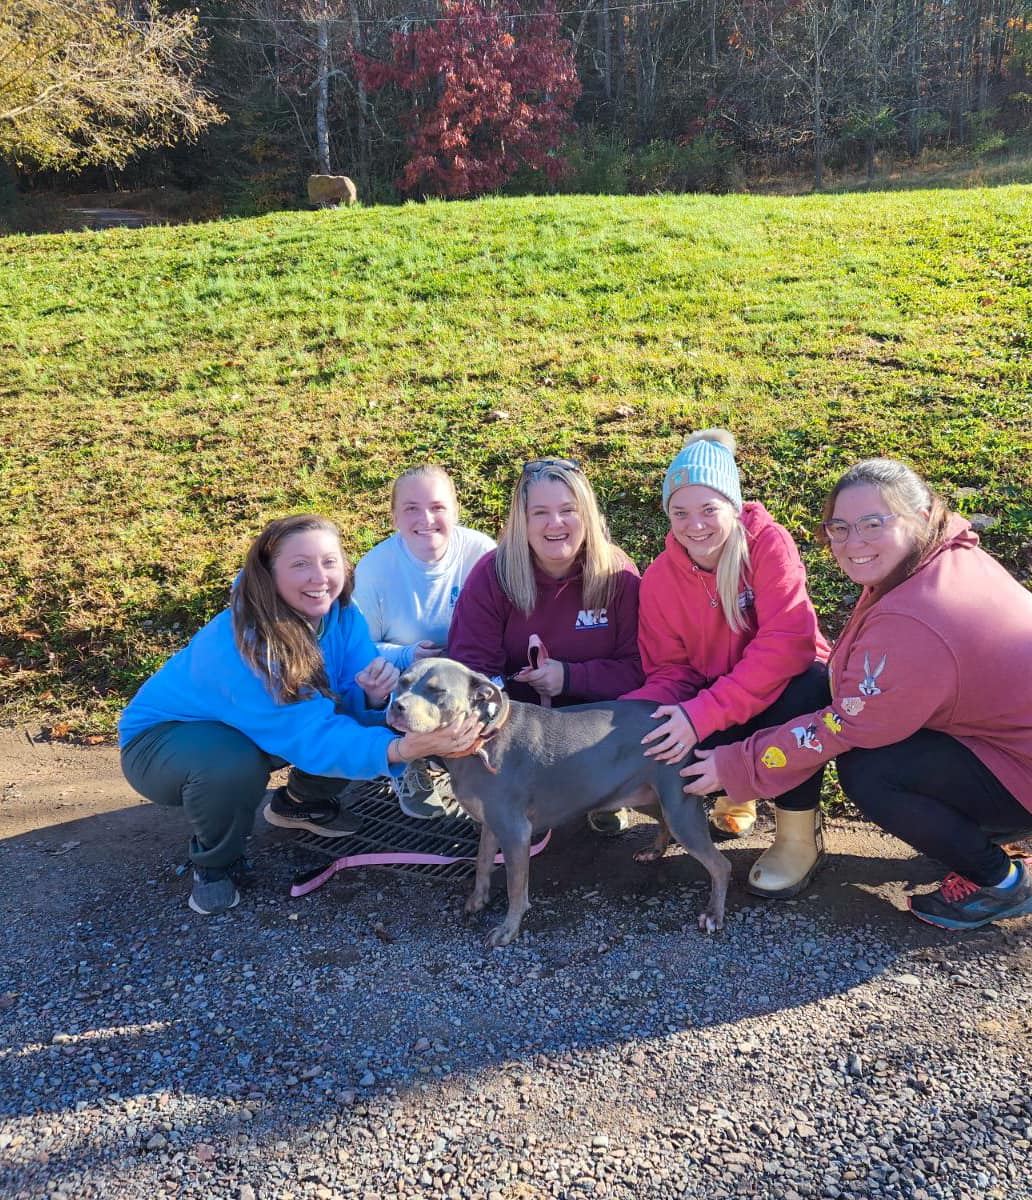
[{"left": 307, "top": 175, "right": 358, "bottom": 207}]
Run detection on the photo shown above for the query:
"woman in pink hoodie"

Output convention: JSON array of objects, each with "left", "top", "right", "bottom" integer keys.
[
  {"left": 683, "top": 458, "right": 1032, "bottom": 931},
  {"left": 624, "top": 429, "right": 831, "bottom": 896}
]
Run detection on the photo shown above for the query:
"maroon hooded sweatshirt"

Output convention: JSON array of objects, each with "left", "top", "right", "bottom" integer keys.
[{"left": 447, "top": 549, "right": 643, "bottom": 705}]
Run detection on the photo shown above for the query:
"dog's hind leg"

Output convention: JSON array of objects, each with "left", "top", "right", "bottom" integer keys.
[
  {"left": 465, "top": 824, "right": 500, "bottom": 916},
  {"left": 632, "top": 804, "right": 673, "bottom": 864},
  {"left": 661, "top": 797, "right": 732, "bottom": 933}
]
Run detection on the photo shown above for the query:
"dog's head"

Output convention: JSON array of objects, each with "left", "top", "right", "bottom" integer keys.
[{"left": 387, "top": 657, "right": 506, "bottom": 734}]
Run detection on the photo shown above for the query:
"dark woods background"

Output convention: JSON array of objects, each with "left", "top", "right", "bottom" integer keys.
[{"left": 9, "top": 0, "right": 1032, "bottom": 215}]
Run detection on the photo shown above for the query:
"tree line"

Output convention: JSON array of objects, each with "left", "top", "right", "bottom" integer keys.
[{"left": 2, "top": 0, "right": 1030, "bottom": 206}]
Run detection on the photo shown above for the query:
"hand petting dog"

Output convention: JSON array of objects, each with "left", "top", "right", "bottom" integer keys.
[
  {"left": 641, "top": 704, "right": 698, "bottom": 765},
  {"left": 681, "top": 747, "right": 722, "bottom": 795}
]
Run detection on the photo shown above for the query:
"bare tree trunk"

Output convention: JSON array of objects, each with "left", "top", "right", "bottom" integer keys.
[
  {"left": 349, "top": 1, "right": 369, "bottom": 191},
  {"left": 315, "top": 0, "right": 331, "bottom": 173},
  {"left": 636, "top": 9, "right": 657, "bottom": 144},
  {"left": 811, "top": 4, "right": 823, "bottom": 189},
  {"left": 613, "top": 3, "right": 626, "bottom": 118},
  {"left": 905, "top": 0, "right": 923, "bottom": 158},
  {"left": 599, "top": 0, "right": 612, "bottom": 106}
]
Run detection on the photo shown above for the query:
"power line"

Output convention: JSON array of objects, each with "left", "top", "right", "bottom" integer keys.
[{"left": 195, "top": 0, "right": 704, "bottom": 30}]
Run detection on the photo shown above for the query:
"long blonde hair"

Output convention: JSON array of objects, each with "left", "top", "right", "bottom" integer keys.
[
  {"left": 495, "top": 460, "right": 627, "bottom": 615},
  {"left": 676, "top": 430, "right": 752, "bottom": 633},
  {"left": 231, "top": 514, "right": 353, "bottom": 703}
]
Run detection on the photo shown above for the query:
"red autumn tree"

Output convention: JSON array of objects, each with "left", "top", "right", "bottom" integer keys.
[{"left": 358, "top": 0, "right": 580, "bottom": 198}]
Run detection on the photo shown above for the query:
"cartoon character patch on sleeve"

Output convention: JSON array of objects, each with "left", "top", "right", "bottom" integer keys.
[
  {"left": 840, "top": 697, "right": 865, "bottom": 717},
  {"left": 822, "top": 711, "right": 843, "bottom": 735},
  {"left": 859, "top": 653, "right": 886, "bottom": 696},
  {"left": 791, "top": 723, "right": 824, "bottom": 753},
  {"left": 761, "top": 746, "right": 787, "bottom": 769}
]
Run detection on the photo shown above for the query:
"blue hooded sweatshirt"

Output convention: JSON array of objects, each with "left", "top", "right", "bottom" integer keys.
[{"left": 118, "top": 601, "right": 400, "bottom": 780}]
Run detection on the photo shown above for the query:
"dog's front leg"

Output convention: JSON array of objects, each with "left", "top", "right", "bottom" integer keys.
[
  {"left": 465, "top": 824, "right": 499, "bottom": 916},
  {"left": 486, "top": 820, "right": 533, "bottom": 948}
]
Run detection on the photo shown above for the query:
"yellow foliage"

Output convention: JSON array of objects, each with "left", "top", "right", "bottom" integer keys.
[{"left": 0, "top": 0, "right": 225, "bottom": 170}]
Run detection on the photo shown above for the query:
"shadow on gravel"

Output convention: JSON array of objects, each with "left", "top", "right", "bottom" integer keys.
[{"left": 2, "top": 802, "right": 1029, "bottom": 1183}]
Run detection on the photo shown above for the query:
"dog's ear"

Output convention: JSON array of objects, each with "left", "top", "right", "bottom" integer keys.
[{"left": 470, "top": 673, "right": 505, "bottom": 723}]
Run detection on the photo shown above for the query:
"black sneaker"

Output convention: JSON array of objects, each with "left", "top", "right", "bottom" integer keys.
[
  {"left": 909, "top": 861, "right": 1032, "bottom": 930},
  {"left": 228, "top": 855, "right": 257, "bottom": 883},
  {"left": 189, "top": 867, "right": 240, "bottom": 916},
  {"left": 262, "top": 786, "right": 362, "bottom": 837}
]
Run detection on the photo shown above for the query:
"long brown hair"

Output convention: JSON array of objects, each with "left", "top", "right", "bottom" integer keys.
[
  {"left": 231, "top": 514, "right": 353, "bottom": 703},
  {"left": 818, "top": 459, "right": 951, "bottom": 597}
]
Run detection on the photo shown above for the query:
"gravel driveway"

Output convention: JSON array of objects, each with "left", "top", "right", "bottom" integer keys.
[{"left": 1, "top": 730, "right": 1029, "bottom": 1199}]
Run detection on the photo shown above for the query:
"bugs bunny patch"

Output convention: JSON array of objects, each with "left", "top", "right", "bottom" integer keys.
[{"left": 859, "top": 653, "right": 887, "bottom": 697}]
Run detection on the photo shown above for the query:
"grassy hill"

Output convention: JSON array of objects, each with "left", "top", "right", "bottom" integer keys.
[{"left": 2, "top": 189, "right": 1030, "bottom": 735}]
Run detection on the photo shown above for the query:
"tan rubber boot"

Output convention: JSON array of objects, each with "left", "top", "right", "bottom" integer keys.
[
  {"left": 747, "top": 806, "right": 825, "bottom": 899},
  {"left": 709, "top": 795, "right": 758, "bottom": 839}
]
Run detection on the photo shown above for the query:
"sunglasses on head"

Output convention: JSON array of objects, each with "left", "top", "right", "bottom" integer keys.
[{"left": 522, "top": 457, "right": 581, "bottom": 474}]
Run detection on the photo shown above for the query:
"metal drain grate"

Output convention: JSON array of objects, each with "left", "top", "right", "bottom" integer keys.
[{"left": 288, "top": 778, "right": 482, "bottom": 880}]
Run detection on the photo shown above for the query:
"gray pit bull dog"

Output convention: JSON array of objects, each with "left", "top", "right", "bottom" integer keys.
[{"left": 388, "top": 657, "right": 732, "bottom": 947}]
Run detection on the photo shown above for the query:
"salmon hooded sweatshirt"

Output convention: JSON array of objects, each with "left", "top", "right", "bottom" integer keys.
[
  {"left": 622, "top": 502, "right": 829, "bottom": 742},
  {"left": 715, "top": 517, "right": 1032, "bottom": 812}
]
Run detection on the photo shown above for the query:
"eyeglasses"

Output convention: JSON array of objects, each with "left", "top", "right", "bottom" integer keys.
[
  {"left": 522, "top": 457, "right": 581, "bottom": 474},
  {"left": 822, "top": 513, "right": 900, "bottom": 544}
]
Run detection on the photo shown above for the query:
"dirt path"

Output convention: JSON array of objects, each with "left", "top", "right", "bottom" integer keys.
[
  {"left": 2, "top": 724, "right": 1030, "bottom": 1200},
  {"left": 0, "top": 724, "right": 970, "bottom": 926}
]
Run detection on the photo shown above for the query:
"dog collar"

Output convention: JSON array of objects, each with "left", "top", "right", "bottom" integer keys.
[{"left": 447, "top": 692, "right": 511, "bottom": 774}]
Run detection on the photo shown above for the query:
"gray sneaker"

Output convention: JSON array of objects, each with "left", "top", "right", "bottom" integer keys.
[
  {"left": 391, "top": 760, "right": 458, "bottom": 820},
  {"left": 189, "top": 867, "right": 240, "bottom": 915}
]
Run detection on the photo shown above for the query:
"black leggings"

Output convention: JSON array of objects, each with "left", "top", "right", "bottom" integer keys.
[
  {"left": 698, "top": 662, "right": 831, "bottom": 812},
  {"left": 838, "top": 730, "right": 1032, "bottom": 886}
]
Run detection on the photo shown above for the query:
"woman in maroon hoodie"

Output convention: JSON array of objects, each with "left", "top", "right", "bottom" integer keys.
[
  {"left": 447, "top": 457, "right": 643, "bottom": 832},
  {"left": 684, "top": 458, "right": 1032, "bottom": 931}
]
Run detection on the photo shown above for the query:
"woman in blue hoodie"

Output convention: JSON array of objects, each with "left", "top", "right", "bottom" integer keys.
[{"left": 119, "top": 514, "right": 481, "bottom": 915}]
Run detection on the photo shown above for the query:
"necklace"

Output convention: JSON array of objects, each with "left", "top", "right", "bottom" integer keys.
[{"left": 692, "top": 563, "right": 719, "bottom": 608}]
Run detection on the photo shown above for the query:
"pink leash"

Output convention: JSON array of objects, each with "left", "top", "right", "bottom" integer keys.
[
  {"left": 290, "top": 829, "right": 553, "bottom": 898},
  {"left": 528, "top": 633, "right": 552, "bottom": 709}
]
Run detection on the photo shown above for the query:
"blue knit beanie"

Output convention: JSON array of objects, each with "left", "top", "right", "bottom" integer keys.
[{"left": 662, "top": 430, "right": 743, "bottom": 513}]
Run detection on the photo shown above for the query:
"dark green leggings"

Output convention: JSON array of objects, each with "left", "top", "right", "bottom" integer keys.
[{"left": 121, "top": 721, "right": 284, "bottom": 869}]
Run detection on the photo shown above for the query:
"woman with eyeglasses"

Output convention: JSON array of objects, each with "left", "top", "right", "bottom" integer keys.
[
  {"left": 352, "top": 465, "right": 496, "bottom": 819},
  {"left": 447, "top": 457, "right": 644, "bottom": 833},
  {"left": 624, "top": 429, "right": 831, "bottom": 895},
  {"left": 682, "top": 458, "right": 1032, "bottom": 930}
]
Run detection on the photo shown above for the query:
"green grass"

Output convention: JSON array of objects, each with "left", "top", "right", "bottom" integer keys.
[{"left": 2, "top": 189, "right": 1030, "bottom": 736}]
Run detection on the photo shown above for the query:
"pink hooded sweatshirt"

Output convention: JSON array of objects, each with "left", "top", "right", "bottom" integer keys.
[
  {"left": 716, "top": 518, "right": 1032, "bottom": 813},
  {"left": 622, "top": 502, "right": 830, "bottom": 741}
]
